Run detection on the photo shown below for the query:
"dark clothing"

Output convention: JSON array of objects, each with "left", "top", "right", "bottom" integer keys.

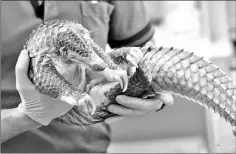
[{"left": 1, "top": 1, "right": 154, "bottom": 153}]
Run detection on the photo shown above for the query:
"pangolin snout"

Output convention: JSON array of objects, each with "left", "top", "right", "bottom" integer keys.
[{"left": 91, "top": 62, "right": 106, "bottom": 71}]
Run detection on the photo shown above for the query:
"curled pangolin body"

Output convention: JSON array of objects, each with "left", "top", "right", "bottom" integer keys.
[
  {"left": 26, "top": 20, "right": 105, "bottom": 124},
  {"left": 25, "top": 20, "right": 236, "bottom": 136}
]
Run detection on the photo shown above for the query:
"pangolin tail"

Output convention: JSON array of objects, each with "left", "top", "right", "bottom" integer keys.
[{"left": 140, "top": 45, "right": 236, "bottom": 136}]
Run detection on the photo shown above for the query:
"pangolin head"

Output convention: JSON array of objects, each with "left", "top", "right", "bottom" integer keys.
[{"left": 25, "top": 19, "right": 106, "bottom": 71}]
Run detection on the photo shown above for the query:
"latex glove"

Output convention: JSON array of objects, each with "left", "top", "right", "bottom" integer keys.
[
  {"left": 105, "top": 93, "right": 173, "bottom": 124},
  {"left": 15, "top": 50, "right": 74, "bottom": 126}
]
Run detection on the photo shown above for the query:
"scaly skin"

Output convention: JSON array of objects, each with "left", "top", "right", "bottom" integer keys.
[
  {"left": 88, "top": 44, "right": 236, "bottom": 136},
  {"left": 25, "top": 20, "right": 128, "bottom": 125},
  {"left": 25, "top": 20, "right": 236, "bottom": 136}
]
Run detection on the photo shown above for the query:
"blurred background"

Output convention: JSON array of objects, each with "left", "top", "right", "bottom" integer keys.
[{"left": 107, "top": 1, "right": 236, "bottom": 153}]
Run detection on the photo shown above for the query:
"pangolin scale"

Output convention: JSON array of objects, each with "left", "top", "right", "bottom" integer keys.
[{"left": 24, "top": 20, "right": 236, "bottom": 136}]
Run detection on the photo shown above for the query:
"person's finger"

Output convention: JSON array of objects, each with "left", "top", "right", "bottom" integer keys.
[
  {"left": 107, "top": 104, "right": 145, "bottom": 116},
  {"left": 104, "top": 115, "right": 127, "bottom": 124},
  {"left": 15, "top": 49, "right": 34, "bottom": 90},
  {"left": 15, "top": 49, "right": 30, "bottom": 75},
  {"left": 115, "top": 95, "right": 164, "bottom": 111}
]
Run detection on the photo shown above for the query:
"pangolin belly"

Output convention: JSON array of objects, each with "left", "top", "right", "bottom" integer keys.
[{"left": 24, "top": 20, "right": 236, "bottom": 136}]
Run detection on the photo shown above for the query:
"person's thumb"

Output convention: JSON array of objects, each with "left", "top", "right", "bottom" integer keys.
[
  {"left": 15, "top": 49, "right": 33, "bottom": 89},
  {"left": 15, "top": 49, "right": 30, "bottom": 74}
]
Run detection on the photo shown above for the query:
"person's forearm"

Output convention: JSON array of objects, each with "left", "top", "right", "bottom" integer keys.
[{"left": 1, "top": 108, "right": 42, "bottom": 143}]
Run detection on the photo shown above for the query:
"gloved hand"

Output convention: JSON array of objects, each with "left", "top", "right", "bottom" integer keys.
[
  {"left": 105, "top": 93, "right": 173, "bottom": 124},
  {"left": 15, "top": 49, "right": 74, "bottom": 126},
  {"left": 105, "top": 41, "right": 174, "bottom": 124}
]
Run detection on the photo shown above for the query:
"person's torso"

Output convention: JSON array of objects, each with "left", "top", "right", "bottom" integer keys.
[{"left": 1, "top": 1, "right": 114, "bottom": 152}]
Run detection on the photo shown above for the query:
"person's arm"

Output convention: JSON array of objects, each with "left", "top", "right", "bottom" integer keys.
[
  {"left": 108, "top": 1, "right": 155, "bottom": 48},
  {"left": 1, "top": 108, "right": 41, "bottom": 143}
]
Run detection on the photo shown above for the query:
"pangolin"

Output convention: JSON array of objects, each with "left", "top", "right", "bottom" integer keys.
[{"left": 25, "top": 20, "right": 236, "bottom": 136}]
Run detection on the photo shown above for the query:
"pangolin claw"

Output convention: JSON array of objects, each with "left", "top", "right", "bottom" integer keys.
[
  {"left": 126, "top": 47, "right": 143, "bottom": 68},
  {"left": 120, "top": 70, "right": 128, "bottom": 92},
  {"left": 101, "top": 67, "right": 128, "bottom": 92},
  {"left": 111, "top": 69, "right": 128, "bottom": 92},
  {"left": 126, "top": 54, "right": 138, "bottom": 68}
]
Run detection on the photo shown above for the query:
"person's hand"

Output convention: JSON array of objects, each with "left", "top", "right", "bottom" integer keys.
[
  {"left": 105, "top": 93, "right": 173, "bottom": 124},
  {"left": 15, "top": 49, "right": 74, "bottom": 126}
]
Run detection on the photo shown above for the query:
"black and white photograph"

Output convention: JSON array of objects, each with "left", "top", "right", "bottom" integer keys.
[{"left": 1, "top": 1, "right": 236, "bottom": 153}]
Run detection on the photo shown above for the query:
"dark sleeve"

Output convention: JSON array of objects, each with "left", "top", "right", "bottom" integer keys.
[{"left": 107, "top": 1, "right": 155, "bottom": 48}]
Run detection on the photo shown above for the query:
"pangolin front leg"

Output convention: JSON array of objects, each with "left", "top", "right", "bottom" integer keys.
[
  {"left": 91, "top": 43, "right": 129, "bottom": 92},
  {"left": 86, "top": 47, "right": 144, "bottom": 98},
  {"left": 107, "top": 47, "right": 144, "bottom": 77}
]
